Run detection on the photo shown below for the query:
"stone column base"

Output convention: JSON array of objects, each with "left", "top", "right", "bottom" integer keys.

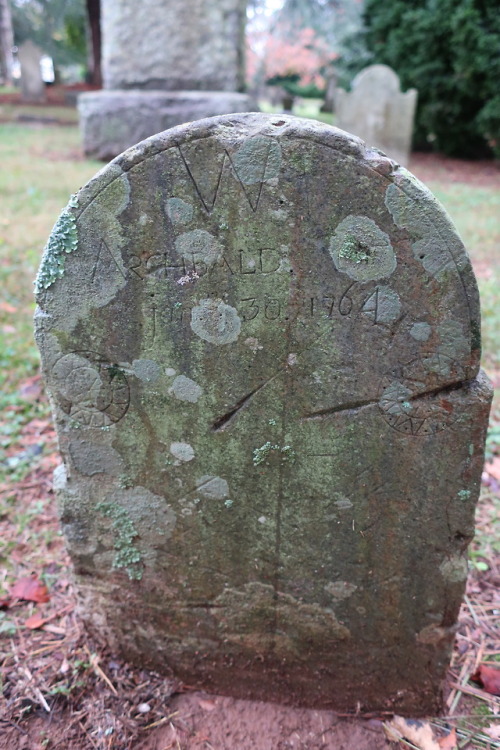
[{"left": 78, "top": 90, "right": 257, "bottom": 160}]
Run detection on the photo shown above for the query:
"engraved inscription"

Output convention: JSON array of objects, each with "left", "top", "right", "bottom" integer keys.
[
  {"left": 178, "top": 136, "right": 281, "bottom": 214},
  {"left": 123, "top": 246, "right": 283, "bottom": 282},
  {"left": 161, "top": 285, "right": 404, "bottom": 329},
  {"left": 378, "top": 353, "right": 464, "bottom": 435},
  {"left": 51, "top": 352, "right": 130, "bottom": 427}
]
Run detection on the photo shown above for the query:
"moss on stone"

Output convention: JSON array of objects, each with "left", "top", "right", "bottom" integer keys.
[
  {"left": 97, "top": 501, "right": 143, "bottom": 580},
  {"left": 35, "top": 195, "right": 79, "bottom": 293}
]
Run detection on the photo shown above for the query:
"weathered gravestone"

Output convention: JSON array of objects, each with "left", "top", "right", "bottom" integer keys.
[
  {"left": 35, "top": 114, "right": 492, "bottom": 715},
  {"left": 336, "top": 64, "right": 417, "bottom": 167},
  {"left": 79, "top": 0, "right": 254, "bottom": 160},
  {"left": 18, "top": 40, "right": 45, "bottom": 103}
]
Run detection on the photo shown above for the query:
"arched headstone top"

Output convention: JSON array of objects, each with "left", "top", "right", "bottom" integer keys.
[
  {"left": 35, "top": 114, "right": 491, "bottom": 714},
  {"left": 351, "top": 63, "right": 402, "bottom": 93},
  {"left": 36, "top": 113, "right": 481, "bottom": 387}
]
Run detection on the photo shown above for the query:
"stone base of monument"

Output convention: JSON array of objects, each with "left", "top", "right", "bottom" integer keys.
[{"left": 78, "top": 90, "right": 256, "bottom": 160}]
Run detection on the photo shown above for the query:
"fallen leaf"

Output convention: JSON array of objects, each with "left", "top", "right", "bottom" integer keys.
[
  {"left": 59, "top": 658, "right": 70, "bottom": 674},
  {"left": 25, "top": 613, "right": 48, "bottom": 630},
  {"left": 486, "top": 457, "right": 500, "bottom": 481},
  {"left": 471, "top": 665, "right": 500, "bottom": 696},
  {"left": 11, "top": 574, "right": 50, "bottom": 604},
  {"left": 0, "top": 597, "right": 12, "bottom": 609},
  {"left": 438, "top": 727, "right": 457, "bottom": 749},
  {"left": 42, "top": 624, "right": 66, "bottom": 635},
  {"left": 484, "top": 724, "right": 500, "bottom": 740},
  {"left": 0, "top": 301, "right": 17, "bottom": 314},
  {"left": 198, "top": 699, "right": 217, "bottom": 711},
  {"left": 386, "top": 716, "right": 441, "bottom": 750}
]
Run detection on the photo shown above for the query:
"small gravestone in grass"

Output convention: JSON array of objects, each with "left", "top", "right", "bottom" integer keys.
[
  {"left": 35, "top": 113, "right": 492, "bottom": 715},
  {"left": 335, "top": 64, "right": 417, "bottom": 167},
  {"left": 18, "top": 40, "right": 45, "bottom": 103}
]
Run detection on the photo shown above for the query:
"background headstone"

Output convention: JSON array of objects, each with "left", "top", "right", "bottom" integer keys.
[
  {"left": 335, "top": 64, "right": 417, "bottom": 166},
  {"left": 79, "top": 0, "right": 254, "bottom": 160},
  {"left": 35, "top": 114, "right": 491, "bottom": 715},
  {"left": 18, "top": 40, "right": 45, "bottom": 103}
]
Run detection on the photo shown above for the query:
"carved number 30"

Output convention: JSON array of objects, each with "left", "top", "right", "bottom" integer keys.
[{"left": 240, "top": 298, "right": 281, "bottom": 321}]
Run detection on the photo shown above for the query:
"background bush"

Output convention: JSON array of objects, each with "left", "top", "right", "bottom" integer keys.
[{"left": 359, "top": 0, "right": 500, "bottom": 158}]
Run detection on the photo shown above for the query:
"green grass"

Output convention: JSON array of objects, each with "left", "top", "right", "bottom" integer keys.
[
  {"left": 0, "top": 124, "right": 99, "bottom": 465},
  {"left": 259, "top": 97, "right": 334, "bottom": 125},
  {"left": 0, "top": 103, "right": 79, "bottom": 124},
  {"left": 427, "top": 182, "right": 500, "bottom": 371}
]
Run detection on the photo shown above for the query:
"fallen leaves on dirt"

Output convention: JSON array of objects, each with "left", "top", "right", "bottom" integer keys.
[
  {"left": 471, "top": 664, "right": 500, "bottom": 696},
  {"left": 437, "top": 727, "right": 457, "bottom": 749},
  {"left": 383, "top": 716, "right": 441, "bottom": 749},
  {"left": 486, "top": 456, "right": 500, "bottom": 482},
  {"left": 10, "top": 573, "right": 50, "bottom": 604},
  {"left": 24, "top": 612, "right": 49, "bottom": 630}
]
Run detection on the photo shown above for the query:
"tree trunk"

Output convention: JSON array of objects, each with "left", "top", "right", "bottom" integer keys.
[
  {"left": 86, "top": 0, "right": 101, "bottom": 87},
  {"left": 0, "top": 0, "right": 14, "bottom": 85}
]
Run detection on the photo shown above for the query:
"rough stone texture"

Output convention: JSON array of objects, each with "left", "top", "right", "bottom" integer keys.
[
  {"left": 336, "top": 64, "right": 417, "bottom": 167},
  {"left": 18, "top": 40, "right": 45, "bottom": 103},
  {"left": 78, "top": 91, "right": 256, "bottom": 161},
  {"left": 102, "top": 0, "right": 246, "bottom": 92},
  {"left": 35, "top": 113, "right": 492, "bottom": 715},
  {"left": 79, "top": 0, "right": 253, "bottom": 159}
]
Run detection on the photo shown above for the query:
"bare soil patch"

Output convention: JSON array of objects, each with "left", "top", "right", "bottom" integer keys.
[{"left": 409, "top": 152, "right": 500, "bottom": 189}]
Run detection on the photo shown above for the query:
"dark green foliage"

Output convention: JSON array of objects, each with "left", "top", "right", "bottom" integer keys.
[
  {"left": 360, "top": 0, "right": 500, "bottom": 158},
  {"left": 266, "top": 73, "right": 325, "bottom": 99}
]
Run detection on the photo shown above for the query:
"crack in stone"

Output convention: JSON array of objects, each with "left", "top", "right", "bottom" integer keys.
[
  {"left": 301, "top": 379, "right": 473, "bottom": 421},
  {"left": 211, "top": 372, "right": 280, "bottom": 431},
  {"left": 301, "top": 398, "right": 379, "bottom": 421}
]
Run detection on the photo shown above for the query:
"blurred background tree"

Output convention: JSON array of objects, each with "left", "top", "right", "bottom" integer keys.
[
  {"left": 10, "top": 0, "right": 100, "bottom": 84},
  {"left": 247, "top": 0, "right": 365, "bottom": 106},
  {"left": 357, "top": 0, "right": 500, "bottom": 158},
  {"left": 0, "top": 0, "right": 15, "bottom": 84}
]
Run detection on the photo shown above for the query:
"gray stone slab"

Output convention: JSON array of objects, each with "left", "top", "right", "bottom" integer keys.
[
  {"left": 336, "top": 64, "right": 417, "bottom": 166},
  {"left": 35, "top": 113, "right": 492, "bottom": 715},
  {"left": 102, "top": 0, "right": 246, "bottom": 92},
  {"left": 18, "top": 40, "right": 45, "bottom": 102},
  {"left": 78, "top": 91, "right": 256, "bottom": 161}
]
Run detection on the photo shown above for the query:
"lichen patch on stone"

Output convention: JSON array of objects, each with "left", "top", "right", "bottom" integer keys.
[
  {"left": 35, "top": 195, "right": 79, "bottom": 293},
  {"left": 439, "top": 556, "right": 468, "bottom": 583},
  {"left": 175, "top": 229, "right": 223, "bottom": 268},
  {"left": 325, "top": 581, "right": 358, "bottom": 600},
  {"left": 196, "top": 475, "right": 229, "bottom": 500},
  {"left": 132, "top": 359, "right": 162, "bottom": 382},
  {"left": 166, "top": 197, "right": 194, "bottom": 225},
  {"left": 170, "top": 442, "right": 195, "bottom": 462},
  {"left": 410, "top": 321, "right": 431, "bottom": 342},
  {"left": 190, "top": 298, "right": 241, "bottom": 344},
  {"left": 329, "top": 215, "right": 396, "bottom": 281},
  {"left": 232, "top": 136, "right": 281, "bottom": 185},
  {"left": 169, "top": 375, "right": 203, "bottom": 403}
]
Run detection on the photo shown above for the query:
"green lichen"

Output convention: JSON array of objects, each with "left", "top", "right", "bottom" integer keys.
[
  {"left": 97, "top": 501, "right": 143, "bottom": 580},
  {"left": 253, "top": 442, "right": 296, "bottom": 466},
  {"left": 338, "top": 233, "right": 370, "bottom": 263},
  {"left": 457, "top": 489, "right": 471, "bottom": 501},
  {"left": 34, "top": 194, "right": 79, "bottom": 293},
  {"left": 118, "top": 474, "right": 133, "bottom": 489}
]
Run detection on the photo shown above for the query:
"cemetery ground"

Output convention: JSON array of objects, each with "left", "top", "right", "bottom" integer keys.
[{"left": 0, "top": 121, "right": 498, "bottom": 750}]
